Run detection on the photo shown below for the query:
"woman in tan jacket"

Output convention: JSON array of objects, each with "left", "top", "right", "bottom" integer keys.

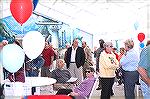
[{"left": 99, "top": 42, "right": 119, "bottom": 99}]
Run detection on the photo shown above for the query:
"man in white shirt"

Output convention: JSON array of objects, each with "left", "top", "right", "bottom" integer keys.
[{"left": 65, "top": 38, "right": 85, "bottom": 85}]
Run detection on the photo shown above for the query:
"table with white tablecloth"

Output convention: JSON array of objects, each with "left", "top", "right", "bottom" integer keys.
[
  {"left": 3, "top": 77, "right": 56, "bottom": 96},
  {"left": 25, "top": 77, "right": 56, "bottom": 87}
]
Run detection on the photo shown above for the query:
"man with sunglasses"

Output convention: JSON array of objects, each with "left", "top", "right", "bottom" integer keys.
[{"left": 56, "top": 67, "right": 96, "bottom": 99}]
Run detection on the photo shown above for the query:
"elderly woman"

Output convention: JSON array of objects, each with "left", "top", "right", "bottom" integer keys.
[
  {"left": 120, "top": 39, "right": 139, "bottom": 99},
  {"left": 56, "top": 67, "right": 96, "bottom": 99},
  {"left": 99, "top": 42, "right": 119, "bottom": 99}
]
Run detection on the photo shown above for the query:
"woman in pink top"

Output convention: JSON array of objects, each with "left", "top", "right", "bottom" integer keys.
[{"left": 56, "top": 67, "right": 96, "bottom": 99}]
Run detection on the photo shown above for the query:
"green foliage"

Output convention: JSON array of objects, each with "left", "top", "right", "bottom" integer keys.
[
  {"left": 0, "top": 19, "right": 15, "bottom": 43},
  {"left": 0, "top": 20, "right": 4, "bottom": 34}
]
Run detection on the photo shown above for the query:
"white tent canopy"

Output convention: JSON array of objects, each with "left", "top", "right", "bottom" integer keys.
[
  {"left": 35, "top": 0, "right": 149, "bottom": 35},
  {"left": 1, "top": 0, "right": 150, "bottom": 43}
]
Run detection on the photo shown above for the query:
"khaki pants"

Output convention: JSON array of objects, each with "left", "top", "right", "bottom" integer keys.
[{"left": 68, "top": 63, "right": 83, "bottom": 85}]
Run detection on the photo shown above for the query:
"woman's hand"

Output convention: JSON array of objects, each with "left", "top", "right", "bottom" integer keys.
[{"left": 69, "top": 92, "right": 79, "bottom": 96}]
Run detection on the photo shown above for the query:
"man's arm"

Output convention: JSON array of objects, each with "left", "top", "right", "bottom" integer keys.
[
  {"left": 50, "top": 56, "right": 54, "bottom": 68},
  {"left": 80, "top": 48, "right": 85, "bottom": 66},
  {"left": 138, "top": 67, "right": 150, "bottom": 86},
  {"left": 86, "top": 47, "right": 93, "bottom": 66}
]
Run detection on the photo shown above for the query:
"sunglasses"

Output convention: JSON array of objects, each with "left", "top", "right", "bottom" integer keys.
[{"left": 85, "top": 71, "right": 91, "bottom": 73}]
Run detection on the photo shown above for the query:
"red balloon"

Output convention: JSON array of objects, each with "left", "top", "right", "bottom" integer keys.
[
  {"left": 138, "top": 32, "right": 145, "bottom": 42},
  {"left": 10, "top": 0, "right": 33, "bottom": 25}
]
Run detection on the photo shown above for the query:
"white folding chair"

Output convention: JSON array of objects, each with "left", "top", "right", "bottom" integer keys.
[
  {"left": 53, "top": 77, "right": 78, "bottom": 91},
  {"left": 87, "top": 74, "right": 99, "bottom": 99},
  {"left": 135, "top": 78, "right": 141, "bottom": 97},
  {"left": 135, "top": 84, "right": 140, "bottom": 96},
  {"left": 87, "top": 79, "right": 97, "bottom": 99}
]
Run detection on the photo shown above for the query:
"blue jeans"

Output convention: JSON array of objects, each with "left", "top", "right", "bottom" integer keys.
[
  {"left": 26, "top": 70, "right": 39, "bottom": 77},
  {"left": 140, "top": 79, "right": 150, "bottom": 99},
  {"left": 122, "top": 70, "right": 139, "bottom": 99}
]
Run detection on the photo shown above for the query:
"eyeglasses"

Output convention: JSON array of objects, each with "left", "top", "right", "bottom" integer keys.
[
  {"left": 85, "top": 71, "right": 91, "bottom": 73},
  {"left": 108, "top": 46, "right": 113, "bottom": 48},
  {"left": 107, "top": 45, "right": 113, "bottom": 48}
]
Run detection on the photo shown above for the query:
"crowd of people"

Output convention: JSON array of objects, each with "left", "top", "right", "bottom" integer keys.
[
  {"left": 94, "top": 39, "right": 150, "bottom": 99},
  {"left": 1, "top": 38, "right": 150, "bottom": 99}
]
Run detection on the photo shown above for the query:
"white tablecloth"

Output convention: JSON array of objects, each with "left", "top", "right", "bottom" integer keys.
[
  {"left": 25, "top": 77, "right": 56, "bottom": 87},
  {"left": 3, "top": 77, "right": 56, "bottom": 96}
]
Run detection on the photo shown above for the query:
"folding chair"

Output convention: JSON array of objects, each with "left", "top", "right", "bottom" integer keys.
[
  {"left": 135, "top": 84, "right": 141, "bottom": 96},
  {"left": 135, "top": 78, "right": 141, "bottom": 97},
  {"left": 53, "top": 77, "right": 77, "bottom": 91},
  {"left": 87, "top": 77, "right": 98, "bottom": 99}
]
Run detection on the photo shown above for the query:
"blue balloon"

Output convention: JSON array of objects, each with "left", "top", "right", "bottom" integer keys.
[
  {"left": 134, "top": 22, "right": 139, "bottom": 30},
  {"left": 140, "top": 42, "right": 145, "bottom": 48},
  {"left": 33, "top": 0, "right": 39, "bottom": 10},
  {"left": 0, "top": 44, "right": 25, "bottom": 73}
]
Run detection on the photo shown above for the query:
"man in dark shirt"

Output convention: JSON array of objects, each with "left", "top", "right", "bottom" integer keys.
[
  {"left": 64, "top": 38, "right": 85, "bottom": 85},
  {"left": 95, "top": 39, "right": 105, "bottom": 90}
]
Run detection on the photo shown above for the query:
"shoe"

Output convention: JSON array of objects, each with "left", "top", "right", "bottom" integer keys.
[
  {"left": 96, "top": 87, "right": 102, "bottom": 90},
  {"left": 136, "top": 82, "right": 141, "bottom": 85},
  {"left": 111, "top": 92, "right": 114, "bottom": 96}
]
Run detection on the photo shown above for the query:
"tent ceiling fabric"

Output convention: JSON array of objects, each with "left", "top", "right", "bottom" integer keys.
[
  {"left": 1, "top": 0, "right": 150, "bottom": 35},
  {"left": 35, "top": 0, "right": 150, "bottom": 34}
]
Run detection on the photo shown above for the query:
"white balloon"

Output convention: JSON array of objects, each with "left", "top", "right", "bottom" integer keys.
[
  {"left": 22, "top": 31, "right": 45, "bottom": 60},
  {"left": 0, "top": 44, "right": 25, "bottom": 73}
]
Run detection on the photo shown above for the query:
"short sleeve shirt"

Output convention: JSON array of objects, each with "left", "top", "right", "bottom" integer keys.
[
  {"left": 138, "top": 46, "right": 150, "bottom": 77},
  {"left": 42, "top": 47, "right": 54, "bottom": 67}
]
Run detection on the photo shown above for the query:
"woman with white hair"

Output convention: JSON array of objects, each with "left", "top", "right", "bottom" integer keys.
[
  {"left": 99, "top": 42, "right": 119, "bottom": 99},
  {"left": 120, "top": 39, "right": 139, "bottom": 99}
]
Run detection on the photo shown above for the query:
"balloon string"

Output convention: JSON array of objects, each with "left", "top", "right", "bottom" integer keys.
[
  {"left": 12, "top": 73, "right": 15, "bottom": 96},
  {"left": 23, "top": 62, "right": 26, "bottom": 79},
  {"left": 22, "top": 25, "right": 24, "bottom": 34},
  {"left": 12, "top": 73, "right": 15, "bottom": 82}
]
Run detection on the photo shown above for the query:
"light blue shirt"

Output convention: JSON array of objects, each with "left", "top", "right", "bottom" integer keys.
[{"left": 120, "top": 49, "right": 139, "bottom": 71}]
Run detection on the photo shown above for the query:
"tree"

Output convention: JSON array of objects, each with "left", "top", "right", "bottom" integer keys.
[{"left": 0, "top": 20, "right": 15, "bottom": 43}]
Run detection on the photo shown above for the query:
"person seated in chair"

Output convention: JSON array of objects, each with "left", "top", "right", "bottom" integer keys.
[
  {"left": 25, "top": 55, "right": 44, "bottom": 77},
  {"left": 51, "top": 59, "right": 71, "bottom": 83},
  {"left": 56, "top": 67, "right": 96, "bottom": 99},
  {"left": 25, "top": 55, "right": 45, "bottom": 95}
]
